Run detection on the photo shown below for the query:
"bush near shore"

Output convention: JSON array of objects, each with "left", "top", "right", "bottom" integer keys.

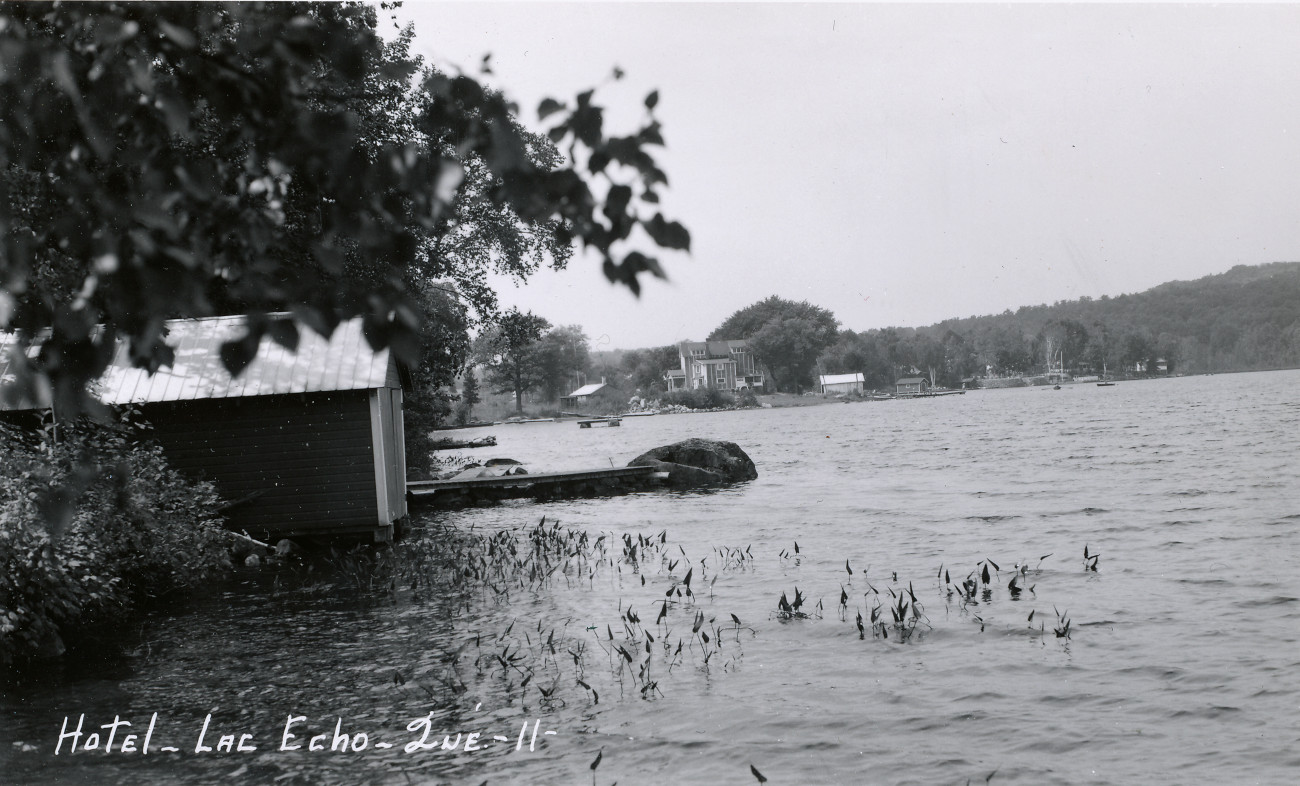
[
  {"left": 660, "top": 388, "right": 759, "bottom": 410},
  {"left": 0, "top": 416, "right": 230, "bottom": 669}
]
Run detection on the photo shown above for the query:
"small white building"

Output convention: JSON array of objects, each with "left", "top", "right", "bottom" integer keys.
[{"left": 819, "top": 372, "right": 865, "bottom": 395}]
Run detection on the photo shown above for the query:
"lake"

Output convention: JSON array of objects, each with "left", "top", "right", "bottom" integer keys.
[{"left": 3, "top": 370, "right": 1298, "bottom": 785}]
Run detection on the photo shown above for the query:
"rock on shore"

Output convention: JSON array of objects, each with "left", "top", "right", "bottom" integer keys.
[{"left": 628, "top": 439, "right": 758, "bottom": 488}]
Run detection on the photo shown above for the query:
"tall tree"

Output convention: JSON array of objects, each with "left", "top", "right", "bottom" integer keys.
[
  {"left": 818, "top": 329, "right": 895, "bottom": 389},
  {"left": 709, "top": 295, "right": 836, "bottom": 343},
  {"left": 455, "top": 370, "right": 480, "bottom": 426},
  {"left": 0, "top": 2, "right": 689, "bottom": 415},
  {"left": 710, "top": 296, "right": 837, "bottom": 392},
  {"left": 621, "top": 345, "right": 679, "bottom": 394},
  {"left": 1120, "top": 331, "right": 1155, "bottom": 373},
  {"left": 1037, "top": 319, "right": 1089, "bottom": 372},
  {"left": 748, "top": 317, "right": 837, "bottom": 393},
  {"left": 534, "top": 325, "right": 590, "bottom": 401},
  {"left": 904, "top": 331, "right": 947, "bottom": 385},
  {"left": 476, "top": 308, "right": 550, "bottom": 414},
  {"left": 401, "top": 279, "right": 471, "bottom": 478}
]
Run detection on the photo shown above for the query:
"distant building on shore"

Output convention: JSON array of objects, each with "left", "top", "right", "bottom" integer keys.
[
  {"left": 664, "top": 340, "right": 767, "bottom": 392},
  {"left": 895, "top": 376, "right": 930, "bottom": 395},
  {"left": 559, "top": 380, "right": 612, "bottom": 410},
  {"left": 1132, "top": 358, "right": 1170, "bottom": 374},
  {"left": 819, "top": 373, "right": 864, "bottom": 395}
]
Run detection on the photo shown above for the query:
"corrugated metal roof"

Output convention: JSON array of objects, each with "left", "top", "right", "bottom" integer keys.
[
  {"left": 1, "top": 315, "right": 394, "bottom": 408},
  {"left": 820, "top": 373, "right": 864, "bottom": 385},
  {"left": 680, "top": 339, "right": 749, "bottom": 358},
  {"left": 567, "top": 382, "right": 606, "bottom": 397}
]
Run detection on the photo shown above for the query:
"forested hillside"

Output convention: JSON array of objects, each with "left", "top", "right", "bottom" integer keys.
[
  {"left": 504, "top": 262, "right": 1300, "bottom": 403},
  {"left": 818, "top": 262, "right": 1300, "bottom": 389}
]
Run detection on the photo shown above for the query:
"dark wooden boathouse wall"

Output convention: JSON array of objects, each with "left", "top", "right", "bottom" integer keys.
[{"left": 143, "top": 391, "right": 380, "bottom": 540}]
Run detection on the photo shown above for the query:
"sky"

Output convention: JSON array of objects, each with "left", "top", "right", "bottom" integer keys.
[{"left": 390, "top": 2, "right": 1300, "bottom": 351}]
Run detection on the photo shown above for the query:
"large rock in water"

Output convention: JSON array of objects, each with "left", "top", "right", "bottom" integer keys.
[{"left": 628, "top": 439, "right": 758, "bottom": 488}]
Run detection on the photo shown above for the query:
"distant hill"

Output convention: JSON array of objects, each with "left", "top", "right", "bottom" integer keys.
[
  {"left": 940, "top": 261, "right": 1299, "bottom": 365},
  {"left": 600, "top": 263, "right": 1300, "bottom": 393},
  {"left": 818, "top": 262, "right": 1300, "bottom": 388}
]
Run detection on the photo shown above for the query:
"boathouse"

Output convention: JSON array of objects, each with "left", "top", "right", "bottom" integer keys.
[
  {"left": 819, "top": 372, "right": 864, "bottom": 395},
  {"left": 1, "top": 315, "right": 407, "bottom": 543},
  {"left": 895, "top": 377, "right": 930, "bottom": 396},
  {"left": 559, "top": 381, "right": 609, "bottom": 410}
]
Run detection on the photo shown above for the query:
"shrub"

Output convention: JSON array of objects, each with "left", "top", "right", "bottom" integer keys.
[
  {"left": 0, "top": 416, "right": 230, "bottom": 668},
  {"left": 662, "top": 388, "right": 736, "bottom": 410}
]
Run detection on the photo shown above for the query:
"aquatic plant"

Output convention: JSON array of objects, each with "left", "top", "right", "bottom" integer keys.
[
  {"left": 1053, "top": 606, "right": 1072, "bottom": 638},
  {"left": 774, "top": 586, "right": 821, "bottom": 620},
  {"left": 875, "top": 582, "right": 929, "bottom": 641},
  {"left": 778, "top": 540, "right": 803, "bottom": 563},
  {"left": 294, "top": 519, "right": 1093, "bottom": 724},
  {"left": 713, "top": 544, "right": 756, "bottom": 571}
]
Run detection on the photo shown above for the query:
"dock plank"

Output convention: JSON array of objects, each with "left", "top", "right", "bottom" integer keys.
[
  {"left": 408, "top": 465, "right": 655, "bottom": 496},
  {"left": 406, "top": 465, "right": 663, "bottom": 507}
]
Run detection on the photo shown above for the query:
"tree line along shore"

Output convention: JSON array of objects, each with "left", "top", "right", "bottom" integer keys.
[{"left": 460, "top": 262, "right": 1300, "bottom": 421}]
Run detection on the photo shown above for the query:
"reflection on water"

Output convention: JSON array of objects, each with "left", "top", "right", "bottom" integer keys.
[{"left": 4, "top": 370, "right": 1300, "bottom": 785}]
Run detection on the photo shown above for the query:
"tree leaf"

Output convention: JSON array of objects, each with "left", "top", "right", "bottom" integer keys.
[
  {"left": 156, "top": 20, "right": 197, "bottom": 50},
  {"left": 643, "top": 214, "right": 691, "bottom": 251},
  {"left": 268, "top": 319, "right": 299, "bottom": 352},
  {"left": 219, "top": 337, "right": 259, "bottom": 378},
  {"left": 538, "top": 97, "right": 566, "bottom": 120}
]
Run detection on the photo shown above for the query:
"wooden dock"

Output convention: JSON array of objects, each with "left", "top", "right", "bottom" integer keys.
[
  {"left": 407, "top": 465, "right": 665, "bottom": 508},
  {"left": 577, "top": 417, "right": 621, "bottom": 428}
]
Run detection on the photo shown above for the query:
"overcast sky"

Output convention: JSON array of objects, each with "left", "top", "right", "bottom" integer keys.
[{"left": 391, "top": 2, "right": 1300, "bottom": 351}]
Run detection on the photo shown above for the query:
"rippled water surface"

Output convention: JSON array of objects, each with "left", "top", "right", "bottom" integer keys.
[{"left": 4, "top": 371, "right": 1299, "bottom": 785}]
